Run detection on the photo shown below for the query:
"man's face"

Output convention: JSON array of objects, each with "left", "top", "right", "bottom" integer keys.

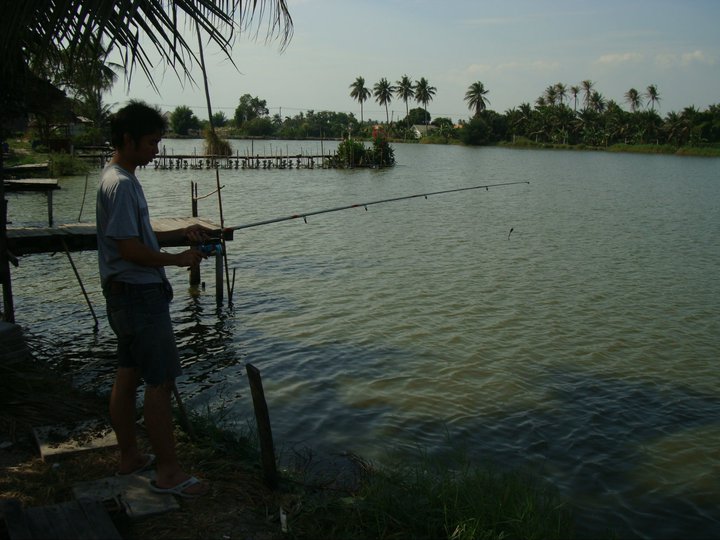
[{"left": 126, "top": 130, "right": 162, "bottom": 167}]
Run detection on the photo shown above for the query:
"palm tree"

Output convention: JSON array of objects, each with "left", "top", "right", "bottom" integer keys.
[
  {"left": 645, "top": 84, "right": 661, "bottom": 112},
  {"left": 581, "top": 79, "right": 594, "bottom": 110},
  {"left": 570, "top": 85, "right": 580, "bottom": 112},
  {"left": 54, "top": 38, "right": 121, "bottom": 134},
  {"left": 555, "top": 83, "right": 567, "bottom": 105},
  {"left": 373, "top": 78, "right": 395, "bottom": 125},
  {"left": 396, "top": 75, "right": 415, "bottom": 121},
  {"left": 624, "top": 88, "right": 643, "bottom": 112},
  {"left": 350, "top": 76, "right": 371, "bottom": 124},
  {"left": 414, "top": 77, "right": 436, "bottom": 126},
  {"left": 543, "top": 85, "right": 558, "bottom": 106},
  {"left": 464, "top": 81, "right": 490, "bottom": 117},
  {"left": 590, "top": 91, "right": 607, "bottom": 113}
]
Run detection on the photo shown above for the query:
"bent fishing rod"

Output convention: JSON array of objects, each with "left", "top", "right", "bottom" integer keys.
[
  {"left": 220, "top": 180, "right": 529, "bottom": 233},
  {"left": 198, "top": 180, "right": 528, "bottom": 304}
]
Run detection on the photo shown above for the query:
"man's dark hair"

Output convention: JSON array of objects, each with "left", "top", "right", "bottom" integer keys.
[{"left": 110, "top": 100, "right": 167, "bottom": 148}]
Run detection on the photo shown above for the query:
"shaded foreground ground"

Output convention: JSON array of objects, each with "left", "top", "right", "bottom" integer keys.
[{"left": 0, "top": 347, "right": 286, "bottom": 540}]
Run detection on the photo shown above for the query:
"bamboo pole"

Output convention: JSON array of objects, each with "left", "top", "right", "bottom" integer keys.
[{"left": 61, "top": 239, "right": 98, "bottom": 332}]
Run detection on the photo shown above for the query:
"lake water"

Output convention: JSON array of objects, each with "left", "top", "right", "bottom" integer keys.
[{"left": 8, "top": 141, "right": 720, "bottom": 539}]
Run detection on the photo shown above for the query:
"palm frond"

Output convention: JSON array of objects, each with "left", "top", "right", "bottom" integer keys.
[{"left": 2, "top": 0, "right": 293, "bottom": 89}]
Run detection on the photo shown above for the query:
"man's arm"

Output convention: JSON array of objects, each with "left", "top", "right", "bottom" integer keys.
[
  {"left": 155, "top": 225, "right": 213, "bottom": 246},
  {"left": 117, "top": 237, "right": 204, "bottom": 268}
]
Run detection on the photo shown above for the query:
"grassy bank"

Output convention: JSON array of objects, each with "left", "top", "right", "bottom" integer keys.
[{"left": 499, "top": 138, "right": 720, "bottom": 157}]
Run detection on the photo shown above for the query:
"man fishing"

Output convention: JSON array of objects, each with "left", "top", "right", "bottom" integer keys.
[{"left": 97, "top": 101, "right": 210, "bottom": 497}]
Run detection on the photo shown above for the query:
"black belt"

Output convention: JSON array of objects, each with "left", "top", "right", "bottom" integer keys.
[{"left": 107, "top": 281, "right": 164, "bottom": 294}]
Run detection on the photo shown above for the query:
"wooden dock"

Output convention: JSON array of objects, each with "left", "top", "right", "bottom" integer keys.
[
  {"left": 7, "top": 217, "right": 231, "bottom": 256},
  {"left": 75, "top": 152, "right": 340, "bottom": 170},
  {"left": 152, "top": 153, "right": 335, "bottom": 170},
  {"left": 4, "top": 178, "right": 59, "bottom": 226},
  {"left": 2, "top": 162, "right": 50, "bottom": 177}
]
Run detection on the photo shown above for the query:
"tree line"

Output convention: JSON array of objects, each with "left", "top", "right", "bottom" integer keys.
[
  {"left": 345, "top": 75, "right": 719, "bottom": 148},
  {"left": 166, "top": 77, "right": 719, "bottom": 150}
]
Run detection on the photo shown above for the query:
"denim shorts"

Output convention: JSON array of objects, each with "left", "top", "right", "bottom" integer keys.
[{"left": 104, "top": 282, "right": 182, "bottom": 386}]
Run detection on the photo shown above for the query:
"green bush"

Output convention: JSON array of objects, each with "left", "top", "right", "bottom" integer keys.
[
  {"left": 49, "top": 152, "right": 90, "bottom": 176},
  {"left": 334, "top": 139, "right": 368, "bottom": 167},
  {"left": 332, "top": 137, "right": 395, "bottom": 168},
  {"left": 367, "top": 135, "right": 396, "bottom": 167}
]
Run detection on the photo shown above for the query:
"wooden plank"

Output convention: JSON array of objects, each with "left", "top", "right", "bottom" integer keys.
[
  {"left": 3, "top": 163, "right": 50, "bottom": 175},
  {"left": 1, "top": 499, "right": 33, "bottom": 540},
  {"left": 55, "top": 501, "right": 97, "bottom": 540},
  {"left": 24, "top": 505, "right": 55, "bottom": 539},
  {"left": 4, "top": 162, "right": 50, "bottom": 169},
  {"left": 5, "top": 178, "right": 60, "bottom": 191},
  {"left": 33, "top": 420, "right": 117, "bottom": 462},
  {"left": 4, "top": 500, "right": 122, "bottom": 540},
  {"left": 41, "top": 503, "right": 80, "bottom": 540},
  {"left": 6, "top": 218, "right": 232, "bottom": 256},
  {"left": 76, "top": 499, "right": 122, "bottom": 540}
]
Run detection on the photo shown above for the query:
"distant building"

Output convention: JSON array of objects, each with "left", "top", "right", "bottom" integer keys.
[{"left": 411, "top": 124, "right": 437, "bottom": 139}]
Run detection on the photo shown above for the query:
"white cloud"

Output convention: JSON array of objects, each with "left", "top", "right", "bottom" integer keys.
[
  {"left": 529, "top": 60, "right": 560, "bottom": 71},
  {"left": 655, "top": 50, "right": 715, "bottom": 68},
  {"left": 595, "top": 52, "right": 644, "bottom": 65},
  {"left": 462, "top": 63, "right": 493, "bottom": 76},
  {"left": 681, "top": 50, "right": 715, "bottom": 66},
  {"left": 494, "top": 60, "right": 559, "bottom": 72}
]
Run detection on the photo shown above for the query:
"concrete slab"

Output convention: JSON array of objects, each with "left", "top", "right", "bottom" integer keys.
[
  {"left": 73, "top": 473, "right": 179, "bottom": 519},
  {"left": 33, "top": 419, "right": 117, "bottom": 461}
]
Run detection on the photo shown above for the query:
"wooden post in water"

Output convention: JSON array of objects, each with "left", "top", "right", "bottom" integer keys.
[
  {"left": 189, "top": 182, "right": 200, "bottom": 287},
  {"left": 0, "top": 150, "right": 15, "bottom": 323},
  {"left": 246, "top": 363, "right": 278, "bottom": 489},
  {"left": 215, "top": 247, "right": 223, "bottom": 306}
]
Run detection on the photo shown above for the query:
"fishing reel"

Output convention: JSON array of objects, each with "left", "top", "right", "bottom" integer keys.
[{"left": 199, "top": 241, "right": 223, "bottom": 256}]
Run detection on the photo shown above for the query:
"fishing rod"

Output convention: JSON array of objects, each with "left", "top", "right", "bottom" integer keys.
[{"left": 222, "top": 180, "right": 529, "bottom": 233}]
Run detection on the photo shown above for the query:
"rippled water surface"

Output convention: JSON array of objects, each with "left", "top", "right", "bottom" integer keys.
[{"left": 9, "top": 141, "right": 720, "bottom": 538}]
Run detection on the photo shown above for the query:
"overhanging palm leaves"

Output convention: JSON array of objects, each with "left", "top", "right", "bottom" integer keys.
[{"left": 3, "top": 1, "right": 292, "bottom": 88}]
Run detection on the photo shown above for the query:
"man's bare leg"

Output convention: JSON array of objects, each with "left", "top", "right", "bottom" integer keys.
[
  {"left": 110, "top": 367, "right": 149, "bottom": 473},
  {"left": 144, "top": 381, "right": 208, "bottom": 495}
]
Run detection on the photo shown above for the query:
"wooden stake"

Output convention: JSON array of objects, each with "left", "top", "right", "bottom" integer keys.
[{"left": 246, "top": 363, "right": 278, "bottom": 489}]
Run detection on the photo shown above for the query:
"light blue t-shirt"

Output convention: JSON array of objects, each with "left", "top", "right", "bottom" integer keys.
[{"left": 96, "top": 164, "right": 167, "bottom": 287}]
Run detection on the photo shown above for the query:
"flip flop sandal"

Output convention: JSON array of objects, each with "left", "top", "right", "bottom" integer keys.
[{"left": 150, "top": 475, "right": 207, "bottom": 498}]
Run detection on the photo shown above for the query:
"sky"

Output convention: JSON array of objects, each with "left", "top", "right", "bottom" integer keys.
[{"left": 107, "top": 0, "right": 720, "bottom": 123}]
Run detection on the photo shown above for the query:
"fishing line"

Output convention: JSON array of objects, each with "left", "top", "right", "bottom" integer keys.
[{"left": 224, "top": 181, "right": 529, "bottom": 232}]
